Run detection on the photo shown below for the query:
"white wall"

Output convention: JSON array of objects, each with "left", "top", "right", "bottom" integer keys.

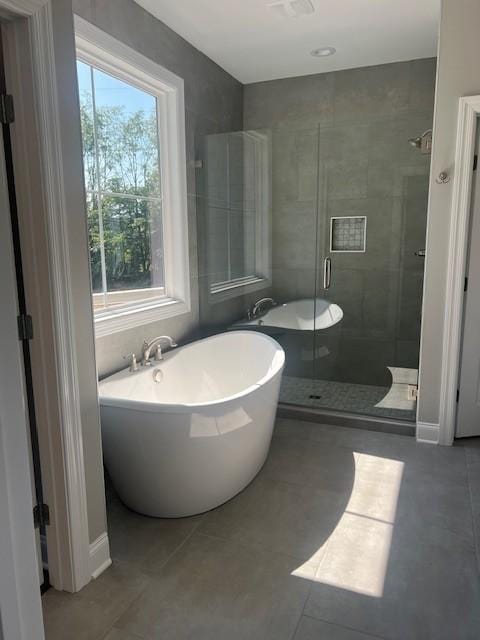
[{"left": 418, "top": 0, "right": 480, "bottom": 428}]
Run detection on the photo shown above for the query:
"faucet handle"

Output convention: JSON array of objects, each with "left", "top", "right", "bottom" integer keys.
[{"left": 123, "top": 353, "right": 139, "bottom": 373}]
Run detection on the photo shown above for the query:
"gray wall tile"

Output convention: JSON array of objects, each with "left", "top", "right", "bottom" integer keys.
[
  {"left": 244, "top": 73, "right": 334, "bottom": 130},
  {"left": 334, "top": 61, "right": 411, "bottom": 123},
  {"left": 244, "top": 58, "right": 435, "bottom": 387},
  {"left": 409, "top": 58, "right": 438, "bottom": 112}
]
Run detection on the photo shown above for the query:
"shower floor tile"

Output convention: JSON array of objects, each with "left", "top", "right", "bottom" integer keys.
[{"left": 280, "top": 376, "right": 416, "bottom": 422}]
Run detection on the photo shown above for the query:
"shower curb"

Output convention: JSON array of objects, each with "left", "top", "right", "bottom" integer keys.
[{"left": 277, "top": 403, "right": 416, "bottom": 437}]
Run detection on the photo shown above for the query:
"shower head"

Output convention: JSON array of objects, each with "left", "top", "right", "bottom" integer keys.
[
  {"left": 409, "top": 129, "right": 432, "bottom": 154},
  {"left": 408, "top": 136, "right": 422, "bottom": 149}
]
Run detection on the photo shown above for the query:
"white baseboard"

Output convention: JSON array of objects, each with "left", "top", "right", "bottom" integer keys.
[
  {"left": 89, "top": 533, "right": 111, "bottom": 580},
  {"left": 416, "top": 421, "right": 440, "bottom": 444}
]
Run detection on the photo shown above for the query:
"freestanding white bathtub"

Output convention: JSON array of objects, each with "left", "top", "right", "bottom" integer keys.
[{"left": 98, "top": 331, "right": 285, "bottom": 518}]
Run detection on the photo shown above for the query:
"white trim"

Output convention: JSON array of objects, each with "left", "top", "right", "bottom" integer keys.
[
  {"left": 75, "top": 16, "right": 190, "bottom": 337},
  {"left": 438, "top": 95, "right": 480, "bottom": 446},
  {"left": 0, "top": 0, "right": 46, "bottom": 14},
  {"left": 94, "top": 298, "right": 190, "bottom": 337},
  {"left": 416, "top": 421, "right": 440, "bottom": 445},
  {"left": 209, "top": 276, "right": 270, "bottom": 304},
  {"left": 89, "top": 533, "right": 111, "bottom": 580},
  {"left": 30, "top": 3, "right": 92, "bottom": 590}
]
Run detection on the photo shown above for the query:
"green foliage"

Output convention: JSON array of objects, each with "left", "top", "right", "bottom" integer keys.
[{"left": 80, "top": 94, "right": 163, "bottom": 293}]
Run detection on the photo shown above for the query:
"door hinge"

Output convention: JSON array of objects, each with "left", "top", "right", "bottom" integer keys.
[
  {"left": 474, "top": 154, "right": 478, "bottom": 171},
  {"left": 17, "top": 314, "right": 33, "bottom": 341},
  {"left": 0, "top": 94, "right": 14, "bottom": 125},
  {"left": 464, "top": 276, "right": 469, "bottom": 292},
  {"left": 456, "top": 389, "right": 460, "bottom": 403},
  {"left": 33, "top": 503, "right": 50, "bottom": 530}
]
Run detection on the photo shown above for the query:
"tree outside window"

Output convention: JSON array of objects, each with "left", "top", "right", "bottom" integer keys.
[{"left": 77, "top": 60, "right": 164, "bottom": 311}]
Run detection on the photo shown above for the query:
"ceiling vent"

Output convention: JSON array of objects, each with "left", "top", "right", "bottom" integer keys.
[{"left": 267, "top": 0, "right": 315, "bottom": 19}]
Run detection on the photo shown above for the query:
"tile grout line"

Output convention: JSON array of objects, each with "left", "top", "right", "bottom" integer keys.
[
  {"left": 152, "top": 512, "right": 208, "bottom": 573},
  {"left": 289, "top": 514, "right": 337, "bottom": 639},
  {"left": 106, "top": 515, "right": 208, "bottom": 639},
  {"left": 197, "top": 529, "right": 322, "bottom": 569},
  {"left": 99, "top": 624, "right": 144, "bottom": 640},
  {"left": 289, "top": 585, "right": 312, "bottom": 640},
  {"left": 300, "top": 613, "right": 390, "bottom": 640}
]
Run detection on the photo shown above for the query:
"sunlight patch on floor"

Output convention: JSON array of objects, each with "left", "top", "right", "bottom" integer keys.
[{"left": 292, "top": 453, "right": 404, "bottom": 597}]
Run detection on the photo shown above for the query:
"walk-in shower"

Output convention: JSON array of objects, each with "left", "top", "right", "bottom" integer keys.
[{"left": 195, "top": 58, "right": 436, "bottom": 424}]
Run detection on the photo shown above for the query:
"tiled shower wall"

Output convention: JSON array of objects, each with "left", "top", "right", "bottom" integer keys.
[{"left": 244, "top": 59, "right": 436, "bottom": 386}]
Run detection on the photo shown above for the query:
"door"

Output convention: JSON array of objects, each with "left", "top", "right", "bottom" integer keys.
[
  {"left": 457, "top": 142, "right": 480, "bottom": 438},
  {"left": 0, "top": 124, "right": 45, "bottom": 640},
  {"left": 0, "top": 37, "right": 49, "bottom": 589}
]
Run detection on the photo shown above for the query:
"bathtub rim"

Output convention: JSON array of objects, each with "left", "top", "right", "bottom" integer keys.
[{"left": 98, "top": 330, "right": 285, "bottom": 413}]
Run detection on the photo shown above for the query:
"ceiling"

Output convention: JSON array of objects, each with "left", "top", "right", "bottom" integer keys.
[{"left": 133, "top": 0, "right": 440, "bottom": 84}]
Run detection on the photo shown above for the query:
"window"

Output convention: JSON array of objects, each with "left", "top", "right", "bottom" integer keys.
[
  {"left": 75, "top": 17, "right": 189, "bottom": 336},
  {"left": 203, "top": 130, "right": 272, "bottom": 301}
]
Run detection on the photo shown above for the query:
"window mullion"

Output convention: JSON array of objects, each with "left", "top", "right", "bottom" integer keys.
[
  {"left": 89, "top": 65, "right": 108, "bottom": 307},
  {"left": 226, "top": 135, "right": 232, "bottom": 282}
]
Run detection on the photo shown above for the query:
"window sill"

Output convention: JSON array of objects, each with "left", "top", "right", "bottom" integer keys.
[
  {"left": 209, "top": 275, "right": 270, "bottom": 303},
  {"left": 93, "top": 297, "right": 190, "bottom": 338}
]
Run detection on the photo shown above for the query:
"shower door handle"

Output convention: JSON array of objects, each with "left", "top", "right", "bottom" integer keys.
[{"left": 323, "top": 257, "right": 332, "bottom": 289}]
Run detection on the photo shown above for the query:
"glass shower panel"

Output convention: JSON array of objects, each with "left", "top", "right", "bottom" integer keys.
[
  {"left": 197, "top": 125, "right": 321, "bottom": 396},
  {"left": 308, "top": 116, "right": 433, "bottom": 422},
  {"left": 198, "top": 128, "right": 274, "bottom": 332},
  {"left": 270, "top": 125, "right": 320, "bottom": 393}
]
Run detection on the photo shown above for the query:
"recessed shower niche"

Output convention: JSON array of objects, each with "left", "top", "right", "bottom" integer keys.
[{"left": 330, "top": 216, "right": 367, "bottom": 253}]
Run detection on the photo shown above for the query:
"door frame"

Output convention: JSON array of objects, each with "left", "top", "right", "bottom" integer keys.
[
  {"left": 0, "top": 0, "right": 94, "bottom": 603},
  {"left": 438, "top": 94, "right": 480, "bottom": 445}
]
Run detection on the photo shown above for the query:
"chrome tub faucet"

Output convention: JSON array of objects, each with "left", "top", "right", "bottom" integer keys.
[
  {"left": 247, "top": 297, "right": 277, "bottom": 320},
  {"left": 142, "top": 336, "right": 178, "bottom": 365}
]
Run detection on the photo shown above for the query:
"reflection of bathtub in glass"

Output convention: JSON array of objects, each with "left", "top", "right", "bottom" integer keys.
[
  {"left": 99, "top": 331, "right": 285, "bottom": 518},
  {"left": 233, "top": 298, "right": 343, "bottom": 332}
]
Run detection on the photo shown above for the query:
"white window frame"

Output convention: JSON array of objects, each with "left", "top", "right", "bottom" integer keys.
[
  {"left": 75, "top": 16, "right": 190, "bottom": 338},
  {"left": 205, "top": 129, "right": 272, "bottom": 303}
]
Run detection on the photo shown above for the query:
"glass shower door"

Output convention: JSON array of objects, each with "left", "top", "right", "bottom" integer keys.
[{"left": 309, "top": 119, "right": 432, "bottom": 422}]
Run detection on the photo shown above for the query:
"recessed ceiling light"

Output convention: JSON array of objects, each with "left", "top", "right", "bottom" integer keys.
[
  {"left": 311, "top": 46, "right": 336, "bottom": 58},
  {"left": 267, "top": 0, "right": 315, "bottom": 19}
]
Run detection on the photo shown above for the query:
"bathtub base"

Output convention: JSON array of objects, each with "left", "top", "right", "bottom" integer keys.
[{"left": 101, "top": 376, "right": 281, "bottom": 518}]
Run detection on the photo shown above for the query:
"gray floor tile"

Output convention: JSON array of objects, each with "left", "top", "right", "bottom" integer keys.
[
  {"left": 107, "top": 489, "right": 202, "bottom": 574},
  {"left": 463, "top": 437, "right": 480, "bottom": 465},
  {"left": 466, "top": 455, "right": 480, "bottom": 573},
  {"left": 274, "top": 417, "right": 314, "bottom": 440},
  {"left": 42, "top": 590, "right": 115, "bottom": 640},
  {"left": 198, "top": 474, "right": 350, "bottom": 564},
  {"left": 103, "top": 630, "right": 144, "bottom": 640},
  {"left": 42, "top": 561, "right": 149, "bottom": 640},
  {"left": 114, "top": 533, "right": 310, "bottom": 640},
  {"left": 281, "top": 418, "right": 411, "bottom": 453},
  {"left": 294, "top": 616, "right": 381, "bottom": 639},
  {"left": 264, "top": 434, "right": 357, "bottom": 491},
  {"left": 42, "top": 421, "right": 480, "bottom": 640},
  {"left": 304, "top": 529, "right": 480, "bottom": 640}
]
